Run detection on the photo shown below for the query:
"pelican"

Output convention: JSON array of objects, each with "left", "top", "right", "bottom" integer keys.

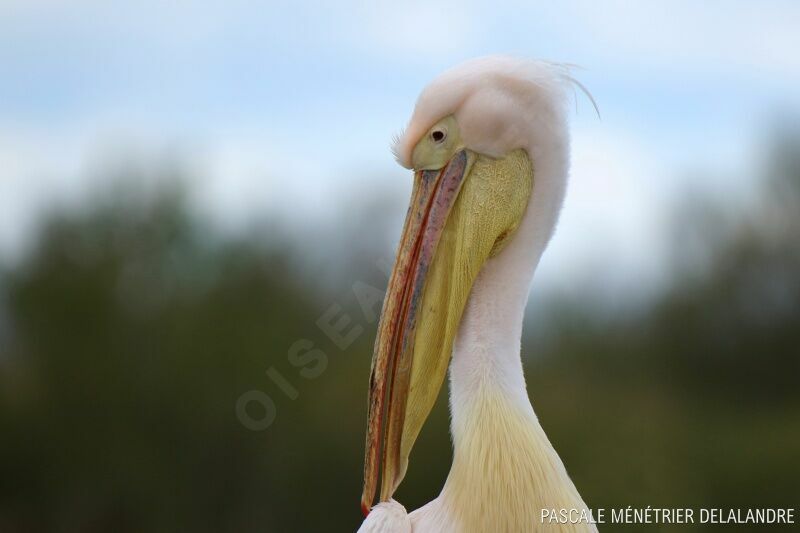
[{"left": 358, "top": 56, "right": 597, "bottom": 533}]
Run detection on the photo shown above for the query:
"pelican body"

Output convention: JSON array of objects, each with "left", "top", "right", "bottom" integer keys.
[{"left": 359, "top": 57, "right": 597, "bottom": 533}]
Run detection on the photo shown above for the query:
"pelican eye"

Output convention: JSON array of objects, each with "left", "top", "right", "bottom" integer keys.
[{"left": 431, "top": 130, "right": 446, "bottom": 143}]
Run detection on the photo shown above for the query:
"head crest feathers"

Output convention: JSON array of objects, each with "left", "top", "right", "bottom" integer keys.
[{"left": 392, "top": 56, "right": 595, "bottom": 169}]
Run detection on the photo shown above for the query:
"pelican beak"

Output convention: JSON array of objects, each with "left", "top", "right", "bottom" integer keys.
[{"left": 361, "top": 148, "right": 533, "bottom": 514}]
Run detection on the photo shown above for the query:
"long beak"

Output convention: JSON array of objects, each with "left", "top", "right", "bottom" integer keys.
[{"left": 361, "top": 148, "right": 533, "bottom": 515}]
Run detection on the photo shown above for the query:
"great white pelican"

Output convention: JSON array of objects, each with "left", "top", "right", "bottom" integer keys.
[{"left": 358, "top": 56, "right": 597, "bottom": 533}]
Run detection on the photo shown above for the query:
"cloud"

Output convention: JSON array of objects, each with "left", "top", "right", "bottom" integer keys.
[
  {"left": 520, "top": 0, "right": 800, "bottom": 80},
  {"left": 0, "top": 124, "right": 93, "bottom": 258},
  {"left": 536, "top": 123, "right": 675, "bottom": 302},
  {"left": 352, "top": 0, "right": 481, "bottom": 60}
]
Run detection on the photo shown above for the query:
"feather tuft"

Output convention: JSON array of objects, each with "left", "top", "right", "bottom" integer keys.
[{"left": 391, "top": 55, "right": 590, "bottom": 169}]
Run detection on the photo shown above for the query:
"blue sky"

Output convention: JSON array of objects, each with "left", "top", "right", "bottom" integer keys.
[{"left": 1, "top": 0, "right": 799, "bottom": 301}]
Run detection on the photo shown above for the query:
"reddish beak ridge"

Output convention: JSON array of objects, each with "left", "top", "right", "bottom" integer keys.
[{"left": 360, "top": 151, "right": 469, "bottom": 513}]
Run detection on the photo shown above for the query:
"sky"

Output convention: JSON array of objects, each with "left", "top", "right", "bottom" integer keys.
[{"left": 1, "top": 0, "right": 799, "bottom": 303}]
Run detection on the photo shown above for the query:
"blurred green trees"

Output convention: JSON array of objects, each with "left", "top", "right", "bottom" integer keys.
[{"left": 0, "top": 132, "right": 798, "bottom": 532}]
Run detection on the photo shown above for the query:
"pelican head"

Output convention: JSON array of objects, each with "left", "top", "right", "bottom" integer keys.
[{"left": 362, "top": 56, "right": 576, "bottom": 515}]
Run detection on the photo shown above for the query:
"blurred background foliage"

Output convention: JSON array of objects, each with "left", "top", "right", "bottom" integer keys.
[{"left": 1, "top": 128, "right": 799, "bottom": 533}]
